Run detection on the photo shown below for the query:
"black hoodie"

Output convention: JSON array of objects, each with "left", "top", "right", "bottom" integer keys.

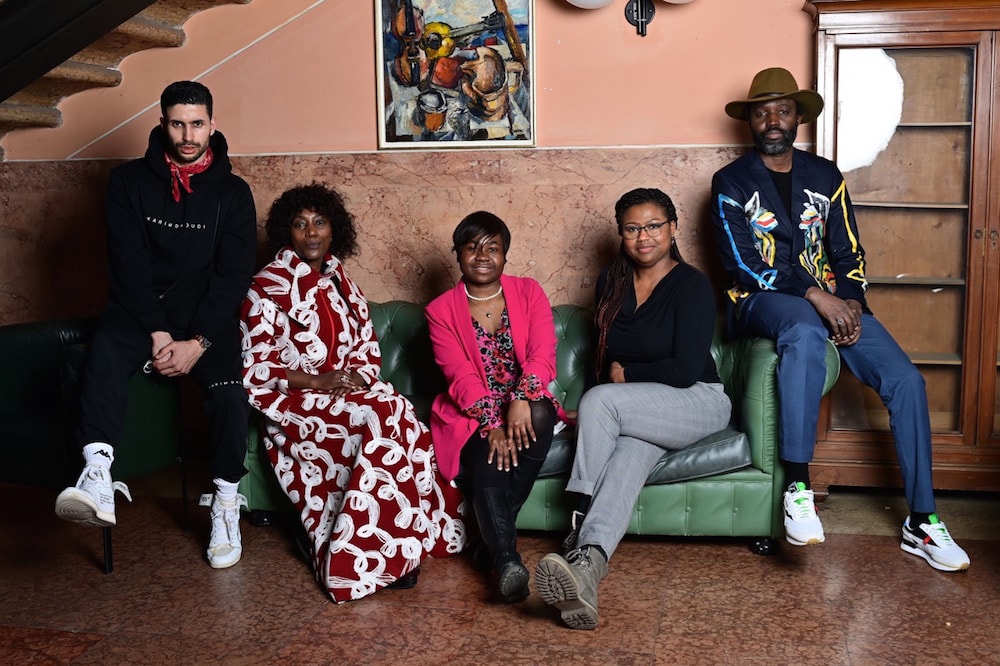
[{"left": 104, "top": 126, "right": 257, "bottom": 344}]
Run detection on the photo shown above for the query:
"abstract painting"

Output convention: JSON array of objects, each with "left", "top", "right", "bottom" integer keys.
[{"left": 376, "top": 0, "right": 534, "bottom": 148}]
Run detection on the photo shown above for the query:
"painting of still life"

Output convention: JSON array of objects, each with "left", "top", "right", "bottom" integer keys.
[{"left": 376, "top": 0, "right": 534, "bottom": 148}]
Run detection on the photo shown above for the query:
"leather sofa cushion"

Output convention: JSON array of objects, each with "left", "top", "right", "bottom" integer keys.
[
  {"left": 536, "top": 425, "right": 751, "bottom": 485},
  {"left": 644, "top": 427, "right": 751, "bottom": 484}
]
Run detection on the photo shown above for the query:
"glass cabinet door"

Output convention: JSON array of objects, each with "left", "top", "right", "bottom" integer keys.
[
  {"left": 822, "top": 36, "right": 990, "bottom": 444},
  {"left": 810, "top": 1, "right": 1000, "bottom": 491}
]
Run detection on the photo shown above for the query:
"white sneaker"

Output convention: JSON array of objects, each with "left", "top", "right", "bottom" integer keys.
[
  {"left": 55, "top": 464, "right": 132, "bottom": 527},
  {"left": 901, "top": 514, "right": 971, "bottom": 572},
  {"left": 783, "top": 482, "right": 825, "bottom": 546},
  {"left": 202, "top": 492, "right": 247, "bottom": 569}
]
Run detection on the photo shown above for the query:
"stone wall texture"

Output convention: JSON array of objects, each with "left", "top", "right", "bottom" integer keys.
[{"left": 0, "top": 145, "right": 746, "bottom": 326}]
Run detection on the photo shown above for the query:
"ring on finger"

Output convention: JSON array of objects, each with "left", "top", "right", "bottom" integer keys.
[{"left": 836, "top": 318, "right": 844, "bottom": 325}]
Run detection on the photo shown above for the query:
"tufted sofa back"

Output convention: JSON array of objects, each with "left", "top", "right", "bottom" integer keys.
[{"left": 368, "top": 301, "right": 742, "bottom": 414}]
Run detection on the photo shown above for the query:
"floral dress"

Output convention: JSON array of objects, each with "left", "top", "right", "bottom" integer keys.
[
  {"left": 466, "top": 310, "right": 550, "bottom": 434},
  {"left": 240, "top": 248, "right": 466, "bottom": 602}
]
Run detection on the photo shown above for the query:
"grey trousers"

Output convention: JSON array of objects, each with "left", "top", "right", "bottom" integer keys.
[{"left": 567, "top": 381, "right": 731, "bottom": 559}]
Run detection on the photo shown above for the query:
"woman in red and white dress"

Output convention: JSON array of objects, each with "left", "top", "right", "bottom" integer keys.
[{"left": 240, "top": 183, "right": 466, "bottom": 603}]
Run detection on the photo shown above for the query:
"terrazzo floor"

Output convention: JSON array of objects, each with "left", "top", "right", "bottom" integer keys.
[{"left": 1, "top": 474, "right": 997, "bottom": 665}]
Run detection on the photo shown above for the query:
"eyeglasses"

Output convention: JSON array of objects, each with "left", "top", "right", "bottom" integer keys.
[{"left": 621, "top": 222, "right": 668, "bottom": 240}]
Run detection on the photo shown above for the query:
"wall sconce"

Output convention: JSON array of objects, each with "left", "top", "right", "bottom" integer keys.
[{"left": 564, "top": 0, "right": 695, "bottom": 37}]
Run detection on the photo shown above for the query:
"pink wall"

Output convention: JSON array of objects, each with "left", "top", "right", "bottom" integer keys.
[
  {"left": 2, "top": 0, "right": 816, "bottom": 159},
  {"left": 0, "top": 0, "right": 820, "bottom": 326}
]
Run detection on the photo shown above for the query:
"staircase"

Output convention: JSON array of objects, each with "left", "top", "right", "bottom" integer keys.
[{"left": 0, "top": 0, "right": 250, "bottom": 159}]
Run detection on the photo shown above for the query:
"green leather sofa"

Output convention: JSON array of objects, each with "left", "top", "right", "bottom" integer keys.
[
  {"left": 0, "top": 318, "right": 181, "bottom": 490},
  {"left": 239, "top": 301, "right": 841, "bottom": 552}
]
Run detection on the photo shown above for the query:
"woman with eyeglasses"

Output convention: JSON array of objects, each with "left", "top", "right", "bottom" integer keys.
[
  {"left": 240, "top": 183, "right": 466, "bottom": 603},
  {"left": 426, "top": 210, "right": 560, "bottom": 603},
  {"left": 534, "top": 187, "right": 731, "bottom": 630}
]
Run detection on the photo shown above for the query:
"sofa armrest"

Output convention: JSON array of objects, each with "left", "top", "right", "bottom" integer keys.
[
  {"left": 721, "top": 336, "right": 841, "bottom": 474},
  {"left": 0, "top": 318, "right": 94, "bottom": 421}
]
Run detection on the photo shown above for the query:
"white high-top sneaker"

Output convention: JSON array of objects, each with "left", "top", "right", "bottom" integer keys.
[
  {"left": 55, "top": 463, "right": 132, "bottom": 527},
  {"left": 202, "top": 492, "right": 247, "bottom": 569}
]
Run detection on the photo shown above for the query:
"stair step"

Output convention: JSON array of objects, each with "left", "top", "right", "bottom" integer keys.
[
  {"left": 141, "top": 0, "right": 251, "bottom": 27},
  {"left": 6, "top": 62, "right": 122, "bottom": 107},
  {"left": 0, "top": 103, "right": 62, "bottom": 133},
  {"left": 1, "top": 0, "right": 256, "bottom": 156},
  {"left": 74, "top": 16, "right": 185, "bottom": 68}
]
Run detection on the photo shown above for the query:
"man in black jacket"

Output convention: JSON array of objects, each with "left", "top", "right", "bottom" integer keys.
[{"left": 55, "top": 81, "right": 257, "bottom": 569}]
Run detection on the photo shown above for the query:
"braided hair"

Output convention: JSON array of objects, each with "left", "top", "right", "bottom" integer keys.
[{"left": 594, "top": 188, "right": 682, "bottom": 378}]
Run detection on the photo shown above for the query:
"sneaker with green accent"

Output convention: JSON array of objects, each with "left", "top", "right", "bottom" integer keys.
[
  {"left": 783, "top": 482, "right": 825, "bottom": 546},
  {"left": 901, "top": 514, "right": 970, "bottom": 572}
]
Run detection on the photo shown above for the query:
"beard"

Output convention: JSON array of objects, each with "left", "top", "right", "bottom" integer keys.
[
  {"left": 168, "top": 140, "right": 209, "bottom": 165},
  {"left": 753, "top": 124, "right": 798, "bottom": 156}
]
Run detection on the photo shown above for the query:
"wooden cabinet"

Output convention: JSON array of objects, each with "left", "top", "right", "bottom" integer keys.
[{"left": 806, "top": 0, "right": 1000, "bottom": 491}]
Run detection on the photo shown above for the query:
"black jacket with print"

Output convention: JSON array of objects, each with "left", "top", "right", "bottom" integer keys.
[{"left": 104, "top": 126, "right": 257, "bottom": 344}]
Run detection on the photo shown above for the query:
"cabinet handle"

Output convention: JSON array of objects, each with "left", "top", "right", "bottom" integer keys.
[{"left": 974, "top": 229, "right": 984, "bottom": 239}]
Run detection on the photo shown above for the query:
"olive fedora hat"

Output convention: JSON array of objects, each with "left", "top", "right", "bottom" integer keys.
[{"left": 725, "top": 67, "right": 825, "bottom": 124}]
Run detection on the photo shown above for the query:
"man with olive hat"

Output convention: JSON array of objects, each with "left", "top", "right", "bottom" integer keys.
[{"left": 710, "top": 67, "right": 969, "bottom": 572}]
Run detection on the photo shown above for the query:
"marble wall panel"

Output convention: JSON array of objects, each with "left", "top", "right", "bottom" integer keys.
[{"left": 0, "top": 146, "right": 746, "bottom": 326}]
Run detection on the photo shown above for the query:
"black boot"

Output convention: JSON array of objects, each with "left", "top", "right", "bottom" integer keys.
[
  {"left": 473, "top": 487, "right": 529, "bottom": 603},
  {"left": 387, "top": 566, "right": 420, "bottom": 590}
]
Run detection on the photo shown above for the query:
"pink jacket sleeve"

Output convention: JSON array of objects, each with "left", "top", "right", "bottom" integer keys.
[{"left": 508, "top": 276, "right": 557, "bottom": 390}]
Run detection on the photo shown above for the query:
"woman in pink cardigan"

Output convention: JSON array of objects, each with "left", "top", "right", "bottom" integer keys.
[{"left": 426, "top": 211, "right": 559, "bottom": 603}]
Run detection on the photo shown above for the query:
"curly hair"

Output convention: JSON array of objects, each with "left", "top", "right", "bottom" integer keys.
[
  {"left": 594, "top": 188, "right": 683, "bottom": 378},
  {"left": 264, "top": 182, "right": 359, "bottom": 259}
]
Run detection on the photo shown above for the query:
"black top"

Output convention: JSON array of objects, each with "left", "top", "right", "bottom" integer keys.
[
  {"left": 595, "top": 262, "right": 721, "bottom": 388},
  {"left": 105, "top": 127, "right": 257, "bottom": 343},
  {"left": 767, "top": 167, "right": 793, "bottom": 220}
]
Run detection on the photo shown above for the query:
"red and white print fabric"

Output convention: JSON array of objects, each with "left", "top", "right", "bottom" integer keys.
[{"left": 241, "top": 248, "right": 466, "bottom": 602}]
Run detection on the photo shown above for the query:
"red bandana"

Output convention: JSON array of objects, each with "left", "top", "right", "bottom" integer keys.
[{"left": 164, "top": 148, "right": 214, "bottom": 202}]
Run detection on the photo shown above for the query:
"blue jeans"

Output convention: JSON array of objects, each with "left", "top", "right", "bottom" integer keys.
[{"left": 733, "top": 292, "right": 935, "bottom": 513}]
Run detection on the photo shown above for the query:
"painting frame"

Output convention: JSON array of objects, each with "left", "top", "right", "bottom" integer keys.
[{"left": 375, "top": 0, "right": 535, "bottom": 149}]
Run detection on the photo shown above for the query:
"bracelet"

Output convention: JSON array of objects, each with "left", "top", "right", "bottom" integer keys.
[{"left": 193, "top": 334, "right": 212, "bottom": 351}]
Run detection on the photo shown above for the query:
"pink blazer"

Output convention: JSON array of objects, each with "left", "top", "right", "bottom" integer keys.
[{"left": 426, "top": 274, "right": 558, "bottom": 481}]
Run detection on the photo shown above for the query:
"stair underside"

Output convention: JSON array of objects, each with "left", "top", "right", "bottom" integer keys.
[{"left": 0, "top": 0, "right": 250, "bottom": 151}]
